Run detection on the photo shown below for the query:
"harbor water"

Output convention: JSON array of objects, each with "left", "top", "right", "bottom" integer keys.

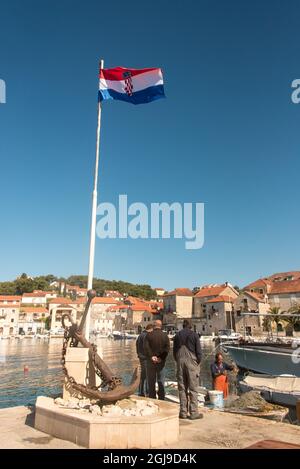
[{"left": 0, "top": 337, "right": 235, "bottom": 409}]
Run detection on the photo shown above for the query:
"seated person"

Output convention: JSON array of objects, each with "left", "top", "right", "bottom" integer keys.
[{"left": 210, "top": 352, "right": 236, "bottom": 398}]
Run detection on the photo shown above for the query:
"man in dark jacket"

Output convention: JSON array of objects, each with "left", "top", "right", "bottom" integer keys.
[
  {"left": 173, "top": 319, "right": 202, "bottom": 420},
  {"left": 135, "top": 323, "right": 153, "bottom": 396},
  {"left": 144, "top": 319, "right": 170, "bottom": 400}
]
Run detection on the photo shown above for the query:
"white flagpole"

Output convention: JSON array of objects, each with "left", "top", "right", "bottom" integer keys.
[{"left": 85, "top": 58, "right": 104, "bottom": 340}]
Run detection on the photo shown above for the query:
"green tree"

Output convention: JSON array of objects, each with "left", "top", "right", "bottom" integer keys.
[
  {"left": 283, "top": 304, "right": 300, "bottom": 337},
  {"left": 45, "top": 315, "right": 51, "bottom": 331},
  {"left": 268, "top": 306, "right": 282, "bottom": 337}
]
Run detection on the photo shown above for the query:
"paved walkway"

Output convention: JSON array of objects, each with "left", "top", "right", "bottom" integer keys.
[{"left": 0, "top": 405, "right": 300, "bottom": 449}]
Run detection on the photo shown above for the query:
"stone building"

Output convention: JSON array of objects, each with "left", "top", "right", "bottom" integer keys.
[
  {"left": 192, "top": 283, "right": 239, "bottom": 334},
  {"left": 0, "top": 304, "right": 20, "bottom": 336},
  {"left": 48, "top": 298, "right": 85, "bottom": 331},
  {"left": 90, "top": 298, "right": 119, "bottom": 334},
  {"left": 18, "top": 306, "right": 49, "bottom": 334},
  {"left": 162, "top": 288, "right": 194, "bottom": 329},
  {"left": 244, "top": 271, "right": 300, "bottom": 312},
  {"left": 196, "top": 296, "right": 236, "bottom": 335},
  {"left": 233, "top": 291, "right": 269, "bottom": 336}
]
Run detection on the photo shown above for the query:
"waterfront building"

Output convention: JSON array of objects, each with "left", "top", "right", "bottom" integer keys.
[
  {"left": 163, "top": 288, "right": 194, "bottom": 316},
  {"left": 0, "top": 304, "right": 19, "bottom": 336},
  {"left": 244, "top": 271, "right": 300, "bottom": 311},
  {"left": 196, "top": 295, "right": 236, "bottom": 335},
  {"left": 0, "top": 295, "right": 22, "bottom": 305},
  {"left": 233, "top": 291, "right": 269, "bottom": 336},
  {"left": 22, "top": 292, "right": 48, "bottom": 306},
  {"left": 154, "top": 287, "right": 166, "bottom": 297},
  {"left": 104, "top": 290, "right": 123, "bottom": 301},
  {"left": 65, "top": 285, "right": 88, "bottom": 298},
  {"left": 162, "top": 288, "right": 194, "bottom": 331},
  {"left": 48, "top": 298, "right": 85, "bottom": 331},
  {"left": 192, "top": 283, "right": 238, "bottom": 333},
  {"left": 90, "top": 297, "right": 119, "bottom": 333},
  {"left": 18, "top": 306, "right": 49, "bottom": 334}
]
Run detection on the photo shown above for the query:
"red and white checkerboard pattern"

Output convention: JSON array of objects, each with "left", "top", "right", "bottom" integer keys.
[{"left": 124, "top": 76, "right": 133, "bottom": 96}]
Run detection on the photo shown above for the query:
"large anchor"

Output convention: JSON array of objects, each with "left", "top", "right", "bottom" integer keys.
[{"left": 61, "top": 289, "right": 140, "bottom": 404}]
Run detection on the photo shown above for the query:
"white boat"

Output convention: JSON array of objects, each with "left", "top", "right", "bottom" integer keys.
[
  {"left": 223, "top": 343, "right": 300, "bottom": 377},
  {"left": 124, "top": 332, "right": 138, "bottom": 339},
  {"left": 239, "top": 373, "right": 300, "bottom": 407},
  {"left": 112, "top": 331, "right": 124, "bottom": 340},
  {"left": 216, "top": 329, "right": 242, "bottom": 344},
  {"left": 200, "top": 335, "right": 215, "bottom": 343}
]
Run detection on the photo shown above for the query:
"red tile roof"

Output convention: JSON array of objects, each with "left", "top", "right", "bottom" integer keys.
[
  {"left": 268, "top": 271, "right": 300, "bottom": 281},
  {"left": 92, "top": 297, "right": 119, "bottom": 305},
  {"left": 270, "top": 279, "right": 300, "bottom": 295},
  {"left": 205, "top": 295, "right": 235, "bottom": 304},
  {"left": 0, "top": 304, "right": 20, "bottom": 309},
  {"left": 164, "top": 288, "right": 194, "bottom": 297},
  {"left": 194, "top": 285, "right": 227, "bottom": 298},
  {"left": 20, "top": 307, "right": 48, "bottom": 313},
  {"left": 22, "top": 292, "right": 47, "bottom": 297},
  {"left": 244, "top": 291, "right": 266, "bottom": 303},
  {"left": 245, "top": 271, "right": 300, "bottom": 295},
  {"left": 126, "top": 296, "right": 145, "bottom": 304},
  {"left": 130, "top": 305, "right": 152, "bottom": 312},
  {"left": 0, "top": 296, "right": 22, "bottom": 302},
  {"left": 244, "top": 279, "right": 272, "bottom": 290},
  {"left": 48, "top": 297, "right": 86, "bottom": 305}
]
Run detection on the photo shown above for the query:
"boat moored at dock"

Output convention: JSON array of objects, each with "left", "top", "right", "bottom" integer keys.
[{"left": 223, "top": 342, "right": 300, "bottom": 377}]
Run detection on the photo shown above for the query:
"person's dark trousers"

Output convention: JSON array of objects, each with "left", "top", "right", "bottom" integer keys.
[
  {"left": 146, "top": 360, "right": 166, "bottom": 400},
  {"left": 138, "top": 358, "right": 148, "bottom": 396},
  {"left": 176, "top": 345, "right": 200, "bottom": 418}
]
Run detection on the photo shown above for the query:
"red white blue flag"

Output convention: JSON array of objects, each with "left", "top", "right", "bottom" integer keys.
[{"left": 99, "top": 67, "right": 165, "bottom": 105}]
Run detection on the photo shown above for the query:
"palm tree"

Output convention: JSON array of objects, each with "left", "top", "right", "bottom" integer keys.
[
  {"left": 268, "top": 306, "right": 282, "bottom": 338},
  {"left": 284, "top": 304, "right": 300, "bottom": 337},
  {"left": 262, "top": 315, "right": 273, "bottom": 339}
]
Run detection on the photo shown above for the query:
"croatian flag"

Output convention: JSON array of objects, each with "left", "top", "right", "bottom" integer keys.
[{"left": 99, "top": 67, "right": 165, "bottom": 105}]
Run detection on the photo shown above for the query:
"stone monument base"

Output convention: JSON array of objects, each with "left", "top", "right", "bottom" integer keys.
[{"left": 34, "top": 396, "right": 179, "bottom": 449}]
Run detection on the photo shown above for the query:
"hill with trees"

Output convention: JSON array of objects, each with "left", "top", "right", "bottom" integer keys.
[{"left": 0, "top": 273, "right": 157, "bottom": 300}]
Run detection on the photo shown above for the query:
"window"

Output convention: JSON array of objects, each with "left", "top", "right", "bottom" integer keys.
[
  {"left": 236, "top": 310, "right": 241, "bottom": 317},
  {"left": 11, "top": 318, "right": 14, "bottom": 322},
  {"left": 259, "top": 289, "right": 264, "bottom": 295}
]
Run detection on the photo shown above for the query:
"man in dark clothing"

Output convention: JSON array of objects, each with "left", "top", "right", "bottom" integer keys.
[
  {"left": 173, "top": 319, "right": 202, "bottom": 420},
  {"left": 136, "top": 323, "right": 153, "bottom": 396},
  {"left": 144, "top": 320, "right": 170, "bottom": 400}
]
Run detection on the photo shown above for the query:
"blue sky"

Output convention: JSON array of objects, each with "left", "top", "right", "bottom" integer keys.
[{"left": 0, "top": 0, "right": 300, "bottom": 290}]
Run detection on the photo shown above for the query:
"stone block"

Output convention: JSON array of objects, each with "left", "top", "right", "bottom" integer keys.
[{"left": 35, "top": 396, "right": 179, "bottom": 449}]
